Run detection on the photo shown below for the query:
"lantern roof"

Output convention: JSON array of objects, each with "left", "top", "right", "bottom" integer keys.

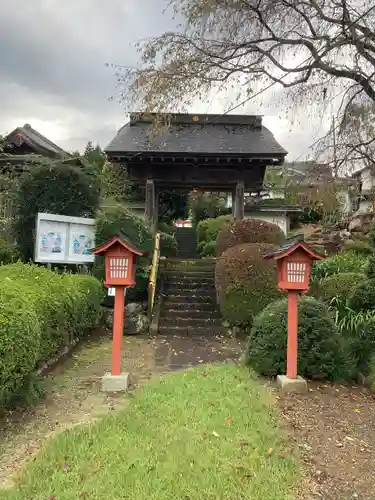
[
  {"left": 91, "top": 233, "right": 144, "bottom": 256},
  {"left": 264, "top": 234, "right": 325, "bottom": 261}
]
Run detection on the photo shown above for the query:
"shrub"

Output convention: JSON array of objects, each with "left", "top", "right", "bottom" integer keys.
[
  {"left": 344, "top": 240, "right": 373, "bottom": 256},
  {"left": 159, "top": 232, "right": 178, "bottom": 257},
  {"left": 312, "top": 272, "right": 365, "bottom": 304},
  {"left": 199, "top": 240, "right": 216, "bottom": 257},
  {"left": 367, "top": 353, "right": 375, "bottom": 391},
  {"left": 215, "top": 218, "right": 284, "bottom": 256},
  {"left": 197, "top": 215, "right": 232, "bottom": 245},
  {"left": 245, "top": 296, "right": 350, "bottom": 380},
  {"left": 215, "top": 243, "right": 281, "bottom": 327},
  {"left": 0, "top": 236, "right": 18, "bottom": 264},
  {"left": 13, "top": 160, "right": 100, "bottom": 262},
  {"left": 0, "top": 263, "right": 104, "bottom": 406},
  {"left": 338, "top": 313, "right": 375, "bottom": 375},
  {"left": 348, "top": 278, "right": 375, "bottom": 312},
  {"left": 94, "top": 203, "right": 153, "bottom": 302},
  {"left": 311, "top": 249, "right": 367, "bottom": 280},
  {"left": 365, "top": 253, "right": 375, "bottom": 279}
]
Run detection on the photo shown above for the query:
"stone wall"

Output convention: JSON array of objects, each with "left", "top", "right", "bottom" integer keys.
[{"left": 302, "top": 212, "right": 374, "bottom": 255}]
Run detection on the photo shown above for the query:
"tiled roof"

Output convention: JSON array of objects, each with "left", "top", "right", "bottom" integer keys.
[
  {"left": 4, "top": 124, "right": 66, "bottom": 158},
  {"left": 105, "top": 113, "right": 287, "bottom": 158}
]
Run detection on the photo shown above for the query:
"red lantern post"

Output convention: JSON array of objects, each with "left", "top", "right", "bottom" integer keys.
[
  {"left": 264, "top": 236, "right": 325, "bottom": 392},
  {"left": 91, "top": 235, "right": 143, "bottom": 391}
]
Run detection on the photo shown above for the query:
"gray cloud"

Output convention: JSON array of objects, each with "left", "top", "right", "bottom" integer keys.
[{"left": 0, "top": 0, "right": 325, "bottom": 158}]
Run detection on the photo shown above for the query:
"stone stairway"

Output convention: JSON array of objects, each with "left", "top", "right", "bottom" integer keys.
[
  {"left": 174, "top": 227, "right": 198, "bottom": 259},
  {"left": 158, "top": 258, "right": 224, "bottom": 335}
]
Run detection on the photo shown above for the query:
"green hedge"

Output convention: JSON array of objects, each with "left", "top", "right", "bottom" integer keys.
[
  {"left": 215, "top": 243, "right": 281, "bottom": 328},
  {"left": 0, "top": 263, "right": 104, "bottom": 407},
  {"left": 245, "top": 296, "right": 351, "bottom": 381}
]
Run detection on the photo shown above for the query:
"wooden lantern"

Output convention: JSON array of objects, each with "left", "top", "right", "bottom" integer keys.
[
  {"left": 91, "top": 235, "right": 143, "bottom": 288},
  {"left": 91, "top": 235, "right": 143, "bottom": 377},
  {"left": 265, "top": 236, "right": 324, "bottom": 292},
  {"left": 264, "top": 236, "right": 325, "bottom": 380}
]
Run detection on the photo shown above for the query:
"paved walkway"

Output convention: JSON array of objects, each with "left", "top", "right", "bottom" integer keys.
[{"left": 0, "top": 330, "right": 244, "bottom": 489}]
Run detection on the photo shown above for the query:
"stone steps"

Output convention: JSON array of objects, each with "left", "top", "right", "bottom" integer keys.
[{"left": 158, "top": 258, "right": 223, "bottom": 335}]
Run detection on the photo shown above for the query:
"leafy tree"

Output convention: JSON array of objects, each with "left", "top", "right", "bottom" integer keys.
[
  {"left": 189, "top": 191, "right": 230, "bottom": 225},
  {"left": 117, "top": 0, "right": 375, "bottom": 162},
  {"left": 83, "top": 141, "right": 106, "bottom": 173},
  {"left": 13, "top": 159, "right": 101, "bottom": 261}
]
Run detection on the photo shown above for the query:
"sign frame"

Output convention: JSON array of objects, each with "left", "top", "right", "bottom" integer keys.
[{"left": 34, "top": 212, "right": 96, "bottom": 265}]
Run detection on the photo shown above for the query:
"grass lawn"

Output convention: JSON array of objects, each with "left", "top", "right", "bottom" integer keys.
[{"left": 4, "top": 363, "right": 300, "bottom": 500}]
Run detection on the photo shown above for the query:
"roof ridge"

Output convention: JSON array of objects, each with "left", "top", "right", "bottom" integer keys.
[{"left": 21, "top": 124, "right": 66, "bottom": 155}]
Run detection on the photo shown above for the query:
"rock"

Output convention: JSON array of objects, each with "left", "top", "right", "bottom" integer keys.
[
  {"left": 125, "top": 302, "right": 143, "bottom": 315},
  {"left": 124, "top": 313, "right": 150, "bottom": 335}
]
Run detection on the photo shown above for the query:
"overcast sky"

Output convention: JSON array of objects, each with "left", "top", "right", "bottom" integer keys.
[{"left": 0, "top": 0, "right": 331, "bottom": 161}]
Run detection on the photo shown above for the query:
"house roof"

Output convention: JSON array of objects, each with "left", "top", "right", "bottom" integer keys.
[
  {"left": 105, "top": 113, "right": 288, "bottom": 159},
  {"left": 4, "top": 124, "right": 67, "bottom": 158}
]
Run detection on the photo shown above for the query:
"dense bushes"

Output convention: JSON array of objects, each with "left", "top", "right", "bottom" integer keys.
[
  {"left": 311, "top": 249, "right": 367, "bottom": 280},
  {"left": 215, "top": 243, "right": 281, "bottom": 327},
  {"left": 159, "top": 232, "right": 178, "bottom": 257},
  {"left": 13, "top": 160, "right": 101, "bottom": 262},
  {"left": 215, "top": 218, "right": 284, "bottom": 256},
  {"left": 94, "top": 203, "right": 153, "bottom": 302},
  {"left": 312, "top": 272, "right": 365, "bottom": 304},
  {"left": 197, "top": 215, "right": 232, "bottom": 256},
  {"left": 0, "top": 263, "right": 103, "bottom": 406},
  {"left": 245, "top": 296, "right": 350, "bottom": 380},
  {"left": 348, "top": 279, "right": 375, "bottom": 312}
]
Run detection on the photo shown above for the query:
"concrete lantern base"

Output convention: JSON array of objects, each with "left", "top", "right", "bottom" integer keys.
[
  {"left": 101, "top": 372, "right": 130, "bottom": 393},
  {"left": 277, "top": 374, "right": 307, "bottom": 394}
]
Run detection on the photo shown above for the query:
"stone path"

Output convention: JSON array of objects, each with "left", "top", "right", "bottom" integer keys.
[{"left": 0, "top": 330, "right": 244, "bottom": 489}]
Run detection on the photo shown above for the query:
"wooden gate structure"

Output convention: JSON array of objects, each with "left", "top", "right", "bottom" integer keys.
[{"left": 105, "top": 113, "right": 287, "bottom": 232}]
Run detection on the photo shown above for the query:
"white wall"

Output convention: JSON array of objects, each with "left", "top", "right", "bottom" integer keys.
[
  {"left": 244, "top": 211, "right": 290, "bottom": 234},
  {"left": 360, "top": 168, "right": 374, "bottom": 192}
]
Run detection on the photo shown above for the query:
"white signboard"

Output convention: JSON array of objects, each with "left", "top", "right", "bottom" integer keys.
[{"left": 35, "top": 213, "right": 96, "bottom": 264}]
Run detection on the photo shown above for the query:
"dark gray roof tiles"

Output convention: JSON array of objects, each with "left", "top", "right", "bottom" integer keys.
[
  {"left": 105, "top": 113, "right": 287, "bottom": 157},
  {"left": 5, "top": 124, "right": 66, "bottom": 158}
]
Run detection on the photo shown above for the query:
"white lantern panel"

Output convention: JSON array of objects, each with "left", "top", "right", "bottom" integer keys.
[
  {"left": 287, "top": 262, "right": 306, "bottom": 283},
  {"left": 109, "top": 257, "right": 129, "bottom": 279}
]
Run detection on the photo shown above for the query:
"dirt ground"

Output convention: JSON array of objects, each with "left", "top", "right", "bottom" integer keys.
[
  {"left": 279, "top": 383, "right": 375, "bottom": 500},
  {"left": 1, "top": 331, "right": 375, "bottom": 499}
]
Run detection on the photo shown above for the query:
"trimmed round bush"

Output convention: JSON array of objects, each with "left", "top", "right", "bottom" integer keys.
[
  {"left": 13, "top": 161, "right": 100, "bottom": 262},
  {"left": 215, "top": 243, "right": 281, "bottom": 327},
  {"left": 245, "top": 296, "right": 350, "bottom": 380},
  {"left": 215, "top": 218, "right": 284, "bottom": 256},
  {"left": 313, "top": 272, "right": 365, "bottom": 304},
  {"left": 94, "top": 203, "right": 153, "bottom": 302},
  {"left": 159, "top": 232, "right": 178, "bottom": 257},
  {"left": 348, "top": 278, "right": 375, "bottom": 312},
  {"left": 311, "top": 249, "right": 367, "bottom": 280}
]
